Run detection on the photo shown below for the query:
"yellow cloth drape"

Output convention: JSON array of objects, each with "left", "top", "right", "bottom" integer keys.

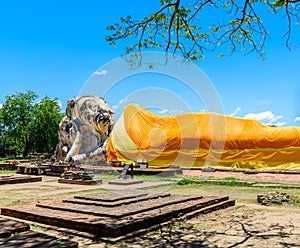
[{"left": 107, "top": 104, "right": 300, "bottom": 170}]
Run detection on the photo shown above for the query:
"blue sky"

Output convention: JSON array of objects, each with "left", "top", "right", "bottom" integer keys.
[{"left": 0, "top": 0, "right": 299, "bottom": 126}]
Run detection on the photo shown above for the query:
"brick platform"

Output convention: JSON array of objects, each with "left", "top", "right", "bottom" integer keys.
[
  {"left": 58, "top": 178, "right": 102, "bottom": 185},
  {"left": 0, "top": 175, "right": 42, "bottom": 185},
  {"left": 0, "top": 217, "right": 78, "bottom": 247},
  {"left": 1, "top": 191, "right": 235, "bottom": 242}
]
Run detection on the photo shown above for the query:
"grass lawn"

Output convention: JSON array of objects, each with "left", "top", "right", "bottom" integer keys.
[
  {"left": 141, "top": 177, "right": 300, "bottom": 206},
  {"left": 0, "top": 169, "right": 17, "bottom": 174},
  {"left": 1, "top": 170, "right": 299, "bottom": 207}
]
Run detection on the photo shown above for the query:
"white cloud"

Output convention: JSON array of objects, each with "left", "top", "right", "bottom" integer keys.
[
  {"left": 244, "top": 110, "right": 285, "bottom": 126},
  {"left": 119, "top": 99, "right": 128, "bottom": 105},
  {"left": 0, "top": 103, "right": 2, "bottom": 109},
  {"left": 274, "top": 121, "right": 287, "bottom": 127},
  {"left": 156, "top": 108, "right": 184, "bottom": 115},
  {"left": 294, "top": 117, "right": 300, "bottom": 122},
  {"left": 112, "top": 98, "right": 129, "bottom": 110},
  {"left": 169, "top": 109, "right": 184, "bottom": 115},
  {"left": 93, "top": 70, "right": 108, "bottom": 76},
  {"left": 56, "top": 100, "right": 62, "bottom": 108},
  {"left": 230, "top": 106, "right": 241, "bottom": 116},
  {"left": 158, "top": 108, "right": 168, "bottom": 114}
]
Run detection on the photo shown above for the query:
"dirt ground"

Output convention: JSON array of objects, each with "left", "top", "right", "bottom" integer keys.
[
  {"left": 1, "top": 171, "right": 300, "bottom": 247},
  {"left": 112, "top": 203, "right": 300, "bottom": 248},
  {"left": 38, "top": 202, "right": 300, "bottom": 248}
]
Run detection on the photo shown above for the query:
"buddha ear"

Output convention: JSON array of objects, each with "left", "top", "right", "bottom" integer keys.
[
  {"left": 66, "top": 99, "right": 76, "bottom": 117},
  {"left": 68, "top": 99, "right": 75, "bottom": 108},
  {"left": 107, "top": 106, "right": 115, "bottom": 115},
  {"left": 98, "top": 96, "right": 114, "bottom": 114}
]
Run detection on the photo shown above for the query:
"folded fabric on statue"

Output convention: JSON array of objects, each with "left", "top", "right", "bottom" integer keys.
[{"left": 107, "top": 104, "right": 300, "bottom": 170}]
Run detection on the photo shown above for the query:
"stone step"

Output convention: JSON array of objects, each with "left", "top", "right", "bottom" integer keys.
[
  {"left": 183, "top": 199, "right": 236, "bottom": 219},
  {"left": 74, "top": 191, "right": 149, "bottom": 202},
  {"left": 64, "top": 192, "right": 171, "bottom": 207},
  {"left": 0, "top": 217, "right": 30, "bottom": 238},
  {"left": 0, "top": 230, "right": 78, "bottom": 248},
  {"left": 35, "top": 194, "right": 205, "bottom": 218},
  {"left": 0, "top": 216, "right": 77, "bottom": 247}
]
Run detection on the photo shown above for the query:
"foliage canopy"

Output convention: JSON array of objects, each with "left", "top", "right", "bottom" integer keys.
[{"left": 0, "top": 91, "right": 63, "bottom": 158}]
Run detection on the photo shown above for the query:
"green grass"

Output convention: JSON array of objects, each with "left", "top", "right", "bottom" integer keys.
[
  {"left": 175, "top": 175, "right": 300, "bottom": 188},
  {"left": 288, "top": 196, "right": 300, "bottom": 205},
  {"left": 0, "top": 169, "right": 17, "bottom": 174},
  {"left": 0, "top": 185, "right": 107, "bottom": 208},
  {"left": 142, "top": 179, "right": 300, "bottom": 206},
  {"left": 176, "top": 177, "right": 250, "bottom": 186},
  {"left": 222, "top": 177, "right": 238, "bottom": 181},
  {"left": 93, "top": 172, "right": 119, "bottom": 184},
  {"left": 1, "top": 169, "right": 299, "bottom": 208}
]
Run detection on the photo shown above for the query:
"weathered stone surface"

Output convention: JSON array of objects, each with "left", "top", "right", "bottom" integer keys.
[
  {"left": 0, "top": 217, "right": 29, "bottom": 238},
  {"left": 58, "top": 178, "right": 102, "bottom": 185},
  {"left": 0, "top": 231, "right": 78, "bottom": 248},
  {"left": 108, "top": 178, "right": 143, "bottom": 185},
  {"left": 0, "top": 217, "right": 77, "bottom": 247},
  {"left": 66, "top": 192, "right": 170, "bottom": 207},
  {"left": 74, "top": 191, "right": 152, "bottom": 202},
  {"left": 0, "top": 175, "right": 42, "bottom": 185},
  {"left": 257, "top": 191, "right": 294, "bottom": 205}
]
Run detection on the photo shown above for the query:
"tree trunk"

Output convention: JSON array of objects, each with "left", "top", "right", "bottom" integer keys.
[{"left": 23, "top": 137, "right": 30, "bottom": 158}]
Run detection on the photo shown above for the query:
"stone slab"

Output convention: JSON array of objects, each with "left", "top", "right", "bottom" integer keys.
[
  {"left": 0, "top": 217, "right": 78, "bottom": 247},
  {"left": 0, "top": 217, "right": 30, "bottom": 238},
  {"left": 74, "top": 190, "right": 148, "bottom": 202},
  {"left": 0, "top": 230, "right": 78, "bottom": 248},
  {"left": 0, "top": 175, "right": 42, "bottom": 185},
  {"left": 58, "top": 178, "right": 102, "bottom": 185},
  {"left": 65, "top": 192, "right": 170, "bottom": 207},
  {"left": 108, "top": 178, "right": 143, "bottom": 185}
]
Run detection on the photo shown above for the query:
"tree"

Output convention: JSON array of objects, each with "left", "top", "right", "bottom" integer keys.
[
  {"left": 31, "top": 97, "right": 63, "bottom": 154},
  {"left": 106, "top": 0, "right": 300, "bottom": 64},
  {"left": 0, "top": 91, "right": 63, "bottom": 158},
  {"left": 0, "top": 107, "right": 11, "bottom": 157},
  {"left": 0, "top": 91, "right": 37, "bottom": 157}
]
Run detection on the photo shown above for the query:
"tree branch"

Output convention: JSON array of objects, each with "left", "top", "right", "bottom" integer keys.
[{"left": 106, "top": 0, "right": 300, "bottom": 63}]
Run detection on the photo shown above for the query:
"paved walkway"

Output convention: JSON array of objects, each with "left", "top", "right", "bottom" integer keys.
[
  {"left": 1, "top": 168, "right": 300, "bottom": 194},
  {"left": 184, "top": 170, "right": 300, "bottom": 183},
  {"left": 0, "top": 175, "right": 176, "bottom": 193}
]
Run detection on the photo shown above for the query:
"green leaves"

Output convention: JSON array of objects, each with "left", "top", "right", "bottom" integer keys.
[
  {"left": 31, "top": 97, "right": 63, "bottom": 153},
  {"left": 271, "top": 0, "right": 286, "bottom": 8},
  {"left": 0, "top": 91, "right": 37, "bottom": 157},
  {"left": 0, "top": 91, "right": 62, "bottom": 157},
  {"left": 105, "top": 0, "right": 299, "bottom": 63}
]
